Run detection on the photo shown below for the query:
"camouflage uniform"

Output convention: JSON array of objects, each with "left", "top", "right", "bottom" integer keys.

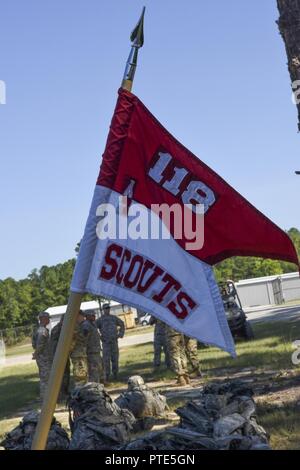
[
  {"left": 96, "top": 314, "right": 125, "bottom": 381},
  {"left": 115, "top": 375, "right": 168, "bottom": 431},
  {"left": 86, "top": 320, "right": 103, "bottom": 383},
  {"left": 184, "top": 335, "right": 202, "bottom": 376},
  {"left": 32, "top": 324, "right": 51, "bottom": 400},
  {"left": 70, "top": 320, "right": 89, "bottom": 387},
  {"left": 49, "top": 319, "right": 70, "bottom": 398},
  {"left": 165, "top": 325, "right": 189, "bottom": 384},
  {"left": 0, "top": 411, "right": 69, "bottom": 450},
  {"left": 68, "top": 383, "right": 135, "bottom": 450},
  {"left": 151, "top": 318, "right": 171, "bottom": 368}
]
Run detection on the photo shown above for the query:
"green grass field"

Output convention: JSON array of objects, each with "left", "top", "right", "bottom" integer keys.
[
  {"left": 0, "top": 363, "right": 39, "bottom": 419},
  {"left": 4, "top": 325, "right": 153, "bottom": 358},
  {"left": 199, "top": 320, "right": 300, "bottom": 372},
  {"left": 1, "top": 319, "right": 300, "bottom": 448},
  {"left": 122, "top": 324, "right": 154, "bottom": 337},
  {"left": 5, "top": 343, "right": 33, "bottom": 357},
  {"left": 257, "top": 401, "right": 300, "bottom": 450}
]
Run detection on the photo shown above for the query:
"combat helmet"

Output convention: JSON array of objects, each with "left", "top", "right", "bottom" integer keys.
[
  {"left": 37, "top": 311, "right": 50, "bottom": 320},
  {"left": 127, "top": 375, "right": 145, "bottom": 390}
]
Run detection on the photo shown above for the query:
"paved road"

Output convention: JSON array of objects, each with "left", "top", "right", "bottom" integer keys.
[
  {"left": 1, "top": 332, "right": 155, "bottom": 368},
  {"left": 246, "top": 303, "right": 300, "bottom": 323},
  {"left": 2, "top": 304, "right": 300, "bottom": 368},
  {"left": 3, "top": 353, "right": 35, "bottom": 368},
  {"left": 119, "top": 332, "right": 153, "bottom": 348}
]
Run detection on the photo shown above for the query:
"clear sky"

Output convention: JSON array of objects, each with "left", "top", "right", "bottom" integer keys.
[{"left": 0, "top": 0, "right": 299, "bottom": 280}]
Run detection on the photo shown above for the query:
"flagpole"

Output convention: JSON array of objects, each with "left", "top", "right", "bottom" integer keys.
[
  {"left": 121, "top": 7, "right": 145, "bottom": 92},
  {"left": 31, "top": 8, "right": 145, "bottom": 451}
]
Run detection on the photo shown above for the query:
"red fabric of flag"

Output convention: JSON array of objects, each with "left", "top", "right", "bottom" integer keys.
[{"left": 97, "top": 88, "right": 298, "bottom": 268}]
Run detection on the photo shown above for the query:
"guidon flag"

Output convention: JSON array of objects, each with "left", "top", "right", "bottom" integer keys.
[{"left": 71, "top": 89, "right": 299, "bottom": 357}]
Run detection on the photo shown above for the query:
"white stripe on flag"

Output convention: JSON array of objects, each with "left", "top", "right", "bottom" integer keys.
[{"left": 71, "top": 185, "right": 236, "bottom": 356}]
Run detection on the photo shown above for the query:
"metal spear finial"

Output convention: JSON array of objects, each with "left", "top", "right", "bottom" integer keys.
[{"left": 122, "top": 7, "right": 145, "bottom": 91}]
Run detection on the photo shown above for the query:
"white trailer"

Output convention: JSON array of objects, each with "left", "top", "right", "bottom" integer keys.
[{"left": 46, "top": 300, "right": 137, "bottom": 329}]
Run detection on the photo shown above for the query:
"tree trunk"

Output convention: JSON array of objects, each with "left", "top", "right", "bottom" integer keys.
[{"left": 277, "top": 0, "right": 300, "bottom": 130}]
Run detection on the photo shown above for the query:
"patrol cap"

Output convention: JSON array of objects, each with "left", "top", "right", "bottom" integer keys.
[
  {"left": 38, "top": 311, "right": 50, "bottom": 320},
  {"left": 85, "top": 311, "right": 96, "bottom": 318}
]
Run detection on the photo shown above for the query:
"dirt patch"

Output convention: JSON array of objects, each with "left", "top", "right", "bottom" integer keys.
[{"left": 1, "top": 369, "right": 300, "bottom": 449}]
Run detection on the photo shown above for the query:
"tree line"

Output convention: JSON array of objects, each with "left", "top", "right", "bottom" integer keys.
[
  {"left": 214, "top": 228, "right": 300, "bottom": 283},
  {"left": 0, "top": 228, "right": 299, "bottom": 330}
]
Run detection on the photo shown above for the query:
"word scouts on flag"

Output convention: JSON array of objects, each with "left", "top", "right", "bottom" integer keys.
[{"left": 71, "top": 88, "right": 299, "bottom": 357}]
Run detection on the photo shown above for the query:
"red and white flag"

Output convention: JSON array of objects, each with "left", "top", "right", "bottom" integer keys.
[{"left": 71, "top": 89, "right": 299, "bottom": 356}]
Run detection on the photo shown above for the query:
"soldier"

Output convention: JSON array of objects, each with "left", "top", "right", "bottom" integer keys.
[
  {"left": 31, "top": 311, "right": 51, "bottom": 401},
  {"left": 0, "top": 411, "right": 70, "bottom": 450},
  {"left": 165, "top": 325, "right": 190, "bottom": 386},
  {"left": 49, "top": 314, "right": 71, "bottom": 400},
  {"left": 69, "top": 310, "right": 89, "bottom": 387},
  {"left": 184, "top": 336, "right": 202, "bottom": 378},
  {"left": 68, "top": 382, "right": 135, "bottom": 450},
  {"left": 85, "top": 312, "right": 103, "bottom": 383},
  {"left": 115, "top": 375, "right": 168, "bottom": 431},
  {"left": 96, "top": 303, "right": 125, "bottom": 382},
  {"left": 149, "top": 316, "right": 171, "bottom": 369}
]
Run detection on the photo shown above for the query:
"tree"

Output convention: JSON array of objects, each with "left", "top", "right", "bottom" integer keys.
[
  {"left": 214, "top": 257, "right": 283, "bottom": 283},
  {"left": 277, "top": 0, "right": 300, "bottom": 130},
  {"left": 0, "top": 227, "right": 299, "bottom": 330},
  {"left": 214, "top": 227, "right": 299, "bottom": 281}
]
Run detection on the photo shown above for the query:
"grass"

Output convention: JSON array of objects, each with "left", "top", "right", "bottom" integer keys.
[
  {"left": 3, "top": 325, "right": 153, "bottom": 357},
  {"left": 198, "top": 320, "right": 300, "bottom": 373},
  {"left": 257, "top": 402, "right": 300, "bottom": 450},
  {"left": 0, "top": 417, "right": 23, "bottom": 442},
  {"left": 5, "top": 342, "right": 32, "bottom": 357},
  {"left": 0, "top": 363, "right": 39, "bottom": 420},
  {"left": 124, "top": 325, "right": 154, "bottom": 336},
  {"left": 1, "top": 319, "right": 300, "bottom": 448}
]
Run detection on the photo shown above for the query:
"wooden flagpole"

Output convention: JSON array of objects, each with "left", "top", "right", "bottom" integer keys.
[{"left": 31, "top": 7, "right": 145, "bottom": 450}]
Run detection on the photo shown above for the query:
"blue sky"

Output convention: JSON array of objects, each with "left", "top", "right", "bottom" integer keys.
[{"left": 0, "top": 0, "right": 299, "bottom": 280}]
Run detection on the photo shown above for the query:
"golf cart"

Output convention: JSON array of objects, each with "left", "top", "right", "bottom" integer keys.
[{"left": 219, "top": 280, "right": 254, "bottom": 341}]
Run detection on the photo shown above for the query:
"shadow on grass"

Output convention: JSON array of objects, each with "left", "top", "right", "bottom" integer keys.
[
  {"left": 115, "top": 320, "right": 300, "bottom": 390},
  {"left": 116, "top": 362, "right": 175, "bottom": 385},
  {"left": 256, "top": 399, "right": 300, "bottom": 450},
  {"left": 201, "top": 348, "right": 297, "bottom": 372},
  {"left": 252, "top": 320, "right": 300, "bottom": 341},
  {"left": 0, "top": 372, "right": 39, "bottom": 420},
  {"left": 255, "top": 373, "right": 300, "bottom": 397},
  {"left": 1, "top": 319, "right": 299, "bottom": 424},
  {"left": 199, "top": 320, "right": 300, "bottom": 372}
]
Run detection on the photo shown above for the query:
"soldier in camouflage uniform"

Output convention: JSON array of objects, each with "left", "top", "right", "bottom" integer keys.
[
  {"left": 96, "top": 303, "right": 125, "bottom": 382},
  {"left": 49, "top": 314, "right": 71, "bottom": 399},
  {"left": 68, "top": 382, "right": 135, "bottom": 450},
  {"left": 69, "top": 310, "right": 89, "bottom": 387},
  {"left": 32, "top": 311, "right": 51, "bottom": 401},
  {"left": 0, "top": 411, "right": 69, "bottom": 450},
  {"left": 165, "top": 325, "right": 190, "bottom": 386},
  {"left": 115, "top": 375, "right": 168, "bottom": 431},
  {"left": 184, "top": 335, "right": 202, "bottom": 378},
  {"left": 85, "top": 312, "right": 103, "bottom": 383},
  {"left": 149, "top": 316, "right": 171, "bottom": 369}
]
